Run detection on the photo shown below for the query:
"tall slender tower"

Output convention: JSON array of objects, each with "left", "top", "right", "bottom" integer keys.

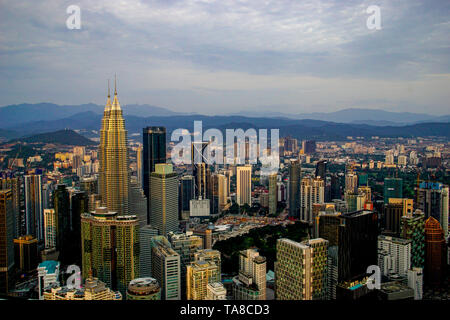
[{"left": 99, "top": 78, "right": 130, "bottom": 216}]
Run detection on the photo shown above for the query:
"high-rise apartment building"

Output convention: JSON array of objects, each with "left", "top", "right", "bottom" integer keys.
[
  {"left": 151, "top": 236, "right": 181, "bottom": 300},
  {"left": 275, "top": 238, "right": 328, "bottom": 300},
  {"left": 377, "top": 235, "right": 411, "bottom": 277},
  {"left": 168, "top": 231, "right": 203, "bottom": 299},
  {"left": 81, "top": 207, "right": 140, "bottom": 296},
  {"left": 236, "top": 165, "right": 252, "bottom": 206},
  {"left": 186, "top": 260, "right": 220, "bottom": 300},
  {"left": 400, "top": 209, "right": 425, "bottom": 268},
  {"left": 300, "top": 177, "right": 325, "bottom": 224},
  {"left": 233, "top": 249, "right": 266, "bottom": 300},
  {"left": 43, "top": 209, "right": 56, "bottom": 249},
  {"left": 150, "top": 163, "right": 179, "bottom": 236}
]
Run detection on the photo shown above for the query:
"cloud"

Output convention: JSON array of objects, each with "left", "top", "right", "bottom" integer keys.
[{"left": 0, "top": 0, "right": 449, "bottom": 115}]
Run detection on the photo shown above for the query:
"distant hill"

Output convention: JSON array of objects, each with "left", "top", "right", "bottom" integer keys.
[
  {"left": 0, "top": 103, "right": 181, "bottom": 128},
  {"left": 10, "top": 129, "right": 96, "bottom": 146}
]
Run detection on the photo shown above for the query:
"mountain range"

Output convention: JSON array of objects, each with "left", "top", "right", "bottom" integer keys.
[{"left": 0, "top": 103, "right": 449, "bottom": 141}]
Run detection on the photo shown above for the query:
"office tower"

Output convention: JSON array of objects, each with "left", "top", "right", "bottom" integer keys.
[
  {"left": 14, "top": 235, "right": 38, "bottom": 273},
  {"left": 44, "top": 274, "right": 122, "bottom": 300},
  {"left": 24, "top": 174, "right": 43, "bottom": 241},
  {"left": 384, "top": 178, "right": 403, "bottom": 204},
  {"left": 168, "top": 231, "right": 203, "bottom": 299},
  {"left": 338, "top": 211, "right": 378, "bottom": 283},
  {"left": 37, "top": 260, "right": 60, "bottom": 300},
  {"left": 186, "top": 260, "right": 220, "bottom": 300},
  {"left": 43, "top": 209, "right": 57, "bottom": 249},
  {"left": 288, "top": 160, "right": 301, "bottom": 218},
  {"left": 415, "top": 182, "right": 449, "bottom": 238},
  {"left": 151, "top": 236, "right": 181, "bottom": 300},
  {"left": 384, "top": 201, "right": 403, "bottom": 237},
  {"left": 129, "top": 180, "right": 148, "bottom": 228},
  {"left": 143, "top": 126, "right": 166, "bottom": 222},
  {"left": 192, "top": 226, "right": 213, "bottom": 249},
  {"left": 400, "top": 209, "right": 425, "bottom": 268},
  {"left": 98, "top": 81, "right": 130, "bottom": 216},
  {"left": 330, "top": 174, "right": 341, "bottom": 201},
  {"left": 318, "top": 211, "right": 342, "bottom": 247},
  {"left": 81, "top": 207, "right": 140, "bottom": 296},
  {"left": 327, "top": 246, "right": 339, "bottom": 300},
  {"left": 192, "top": 141, "right": 209, "bottom": 200},
  {"left": 69, "top": 190, "right": 88, "bottom": 265},
  {"left": 424, "top": 217, "right": 446, "bottom": 286},
  {"left": 300, "top": 177, "right": 325, "bottom": 224},
  {"left": 407, "top": 267, "right": 423, "bottom": 300},
  {"left": 236, "top": 165, "right": 252, "bottom": 206},
  {"left": 139, "top": 225, "right": 159, "bottom": 277},
  {"left": 268, "top": 173, "right": 277, "bottom": 215},
  {"left": 136, "top": 146, "right": 143, "bottom": 189},
  {"left": 0, "top": 190, "right": 14, "bottom": 294},
  {"left": 217, "top": 174, "right": 229, "bottom": 211},
  {"left": 0, "top": 174, "right": 20, "bottom": 238},
  {"left": 302, "top": 140, "right": 316, "bottom": 154},
  {"left": 315, "top": 160, "right": 327, "bottom": 179},
  {"left": 377, "top": 235, "right": 411, "bottom": 277},
  {"left": 275, "top": 238, "right": 328, "bottom": 300},
  {"left": 127, "top": 277, "right": 161, "bottom": 300},
  {"left": 180, "top": 175, "right": 194, "bottom": 220},
  {"left": 345, "top": 172, "right": 358, "bottom": 194},
  {"left": 53, "top": 185, "right": 70, "bottom": 263},
  {"left": 206, "top": 282, "right": 227, "bottom": 300},
  {"left": 150, "top": 164, "right": 179, "bottom": 236}
]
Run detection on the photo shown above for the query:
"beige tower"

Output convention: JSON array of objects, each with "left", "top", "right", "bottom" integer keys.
[
  {"left": 236, "top": 165, "right": 252, "bottom": 206},
  {"left": 99, "top": 79, "right": 130, "bottom": 216}
]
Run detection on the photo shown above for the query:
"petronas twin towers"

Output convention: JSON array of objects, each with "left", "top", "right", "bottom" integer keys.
[{"left": 99, "top": 79, "right": 130, "bottom": 216}]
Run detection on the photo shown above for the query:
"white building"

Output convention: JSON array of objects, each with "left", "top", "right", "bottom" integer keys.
[
  {"left": 378, "top": 235, "right": 411, "bottom": 277},
  {"left": 190, "top": 198, "right": 211, "bottom": 217},
  {"left": 206, "top": 282, "right": 227, "bottom": 300},
  {"left": 407, "top": 267, "right": 423, "bottom": 300},
  {"left": 37, "top": 260, "right": 60, "bottom": 300}
]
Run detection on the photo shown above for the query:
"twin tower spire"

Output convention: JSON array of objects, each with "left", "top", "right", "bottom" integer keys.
[{"left": 105, "top": 75, "right": 121, "bottom": 112}]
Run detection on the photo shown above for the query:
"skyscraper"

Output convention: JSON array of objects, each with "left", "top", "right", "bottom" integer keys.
[
  {"left": 377, "top": 235, "right": 411, "bottom": 277},
  {"left": 288, "top": 160, "right": 301, "bottom": 218},
  {"left": 143, "top": 126, "right": 166, "bottom": 223},
  {"left": 69, "top": 190, "right": 88, "bottom": 265},
  {"left": 81, "top": 207, "right": 140, "bottom": 296},
  {"left": 24, "top": 174, "right": 43, "bottom": 241},
  {"left": 315, "top": 160, "right": 327, "bottom": 179},
  {"left": 151, "top": 236, "right": 181, "bottom": 300},
  {"left": 150, "top": 163, "right": 179, "bottom": 236},
  {"left": 13, "top": 235, "right": 38, "bottom": 273},
  {"left": 300, "top": 177, "right": 324, "bottom": 224},
  {"left": 400, "top": 209, "right": 425, "bottom": 268},
  {"left": 268, "top": 173, "right": 277, "bottom": 215},
  {"left": 275, "top": 238, "right": 328, "bottom": 300},
  {"left": 53, "top": 184, "right": 70, "bottom": 264},
  {"left": 415, "top": 182, "right": 449, "bottom": 238},
  {"left": 0, "top": 190, "right": 14, "bottom": 294},
  {"left": 180, "top": 175, "right": 194, "bottom": 220},
  {"left": 98, "top": 80, "right": 130, "bottom": 216},
  {"left": 0, "top": 174, "right": 20, "bottom": 238},
  {"left": 192, "top": 142, "right": 209, "bottom": 200},
  {"left": 168, "top": 231, "right": 203, "bottom": 299},
  {"left": 424, "top": 217, "right": 446, "bottom": 286},
  {"left": 236, "top": 165, "right": 252, "bottom": 206},
  {"left": 186, "top": 260, "right": 220, "bottom": 300},
  {"left": 384, "top": 178, "right": 403, "bottom": 204}
]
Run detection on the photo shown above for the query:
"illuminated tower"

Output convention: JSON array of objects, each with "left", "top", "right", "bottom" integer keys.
[
  {"left": 99, "top": 78, "right": 130, "bottom": 216},
  {"left": 424, "top": 216, "right": 446, "bottom": 286}
]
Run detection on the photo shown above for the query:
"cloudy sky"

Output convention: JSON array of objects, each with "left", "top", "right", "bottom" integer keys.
[{"left": 0, "top": 0, "right": 449, "bottom": 115}]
